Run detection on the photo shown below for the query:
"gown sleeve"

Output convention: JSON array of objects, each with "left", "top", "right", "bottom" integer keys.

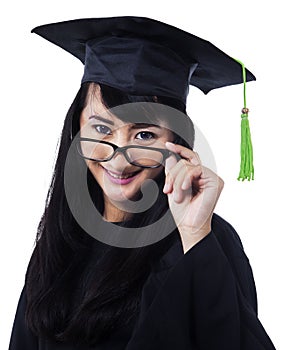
[
  {"left": 8, "top": 285, "right": 39, "bottom": 350},
  {"left": 125, "top": 213, "right": 276, "bottom": 350}
]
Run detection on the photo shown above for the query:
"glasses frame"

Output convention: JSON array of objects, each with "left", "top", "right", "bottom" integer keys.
[{"left": 76, "top": 137, "right": 180, "bottom": 168}]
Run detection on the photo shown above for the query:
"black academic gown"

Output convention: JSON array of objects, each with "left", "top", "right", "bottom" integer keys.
[{"left": 8, "top": 213, "right": 276, "bottom": 349}]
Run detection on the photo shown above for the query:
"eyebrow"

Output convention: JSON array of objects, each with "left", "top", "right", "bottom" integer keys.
[
  {"left": 89, "top": 115, "right": 114, "bottom": 125},
  {"left": 89, "top": 115, "right": 162, "bottom": 129}
]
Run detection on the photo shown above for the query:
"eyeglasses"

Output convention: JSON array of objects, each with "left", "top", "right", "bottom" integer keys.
[{"left": 76, "top": 137, "right": 179, "bottom": 168}]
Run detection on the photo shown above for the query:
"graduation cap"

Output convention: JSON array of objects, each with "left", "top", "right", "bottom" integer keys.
[{"left": 31, "top": 16, "right": 255, "bottom": 181}]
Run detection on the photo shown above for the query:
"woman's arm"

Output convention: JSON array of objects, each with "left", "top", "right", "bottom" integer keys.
[{"left": 125, "top": 214, "right": 276, "bottom": 350}]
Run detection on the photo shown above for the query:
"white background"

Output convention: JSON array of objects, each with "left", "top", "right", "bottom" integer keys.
[{"left": 1, "top": 1, "right": 283, "bottom": 349}]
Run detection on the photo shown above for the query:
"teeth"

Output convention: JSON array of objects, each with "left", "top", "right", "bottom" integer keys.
[{"left": 106, "top": 170, "right": 136, "bottom": 179}]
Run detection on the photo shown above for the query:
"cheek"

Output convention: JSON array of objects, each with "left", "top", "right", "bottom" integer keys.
[
  {"left": 167, "top": 132, "right": 175, "bottom": 143},
  {"left": 85, "top": 161, "right": 102, "bottom": 181}
]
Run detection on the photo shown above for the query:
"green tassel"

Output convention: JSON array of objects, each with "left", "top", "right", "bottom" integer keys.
[
  {"left": 235, "top": 59, "right": 254, "bottom": 181},
  {"left": 238, "top": 111, "right": 254, "bottom": 180}
]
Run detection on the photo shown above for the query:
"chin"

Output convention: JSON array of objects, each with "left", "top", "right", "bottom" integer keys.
[{"left": 103, "top": 185, "right": 142, "bottom": 203}]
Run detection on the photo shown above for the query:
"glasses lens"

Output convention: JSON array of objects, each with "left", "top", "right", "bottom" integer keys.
[
  {"left": 126, "top": 148, "right": 164, "bottom": 167},
  {"left": 78, "top": 140, "right": 114, "bottom": 160}
]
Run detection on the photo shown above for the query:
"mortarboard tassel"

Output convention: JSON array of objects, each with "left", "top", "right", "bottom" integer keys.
[{"left": 235, "top": 59, "right": 254, "bottom": 181}]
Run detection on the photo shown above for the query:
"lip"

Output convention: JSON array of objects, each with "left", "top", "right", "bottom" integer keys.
[
  {"left": 101, "top": 166, "right": 142, "bottom": 185},
  {"left": 103, "top": 167, "right": 139, "bottom": 176}
]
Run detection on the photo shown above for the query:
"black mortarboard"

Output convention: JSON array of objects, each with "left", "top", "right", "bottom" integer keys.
[
  {"left": 31, "top": 16, "right": 255, "bottom": 181},
  {"left": 31, "top": 16, "right": 255, "bottom": 104}
]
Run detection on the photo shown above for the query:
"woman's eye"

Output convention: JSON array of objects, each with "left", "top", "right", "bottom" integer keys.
[
  {"left": 92, "top": 124, "right": 112, "bottom": 135},
  {"left": 136, "top": 131, "right": 156, "bottom": 140}
]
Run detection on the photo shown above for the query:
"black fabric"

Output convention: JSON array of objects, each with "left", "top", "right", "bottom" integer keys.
[
  {"left": 8, "top": 214, "right": 276, "bottom": 349},
  {"left": 31, "top": 17, "right": 256, "bottom": 103}
]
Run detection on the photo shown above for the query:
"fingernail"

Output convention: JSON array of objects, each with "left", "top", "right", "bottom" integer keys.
[
  {"left": 174, "top": 191, "right": 180, "bottom": 202},
  {"left": 163, "top": 183, "right": 170, "bottom": 192}
]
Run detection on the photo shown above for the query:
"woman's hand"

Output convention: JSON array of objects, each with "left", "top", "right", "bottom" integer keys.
[{"left": 163, "top": 142, "right": 224, "bottom": 253}]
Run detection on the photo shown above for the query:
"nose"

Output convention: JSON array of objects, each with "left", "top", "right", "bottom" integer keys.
[
  {"left": 110, "top": 149, "right": 129, "bottom": 165},
  {"left": 104, "top": 129, "right": 140, "bottom": 170},
  {"left": 105, "top": 145, "right": 140, "bottom": 172}
]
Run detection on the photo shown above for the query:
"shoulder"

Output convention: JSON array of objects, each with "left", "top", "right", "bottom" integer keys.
[{"left": 8, "top": 285, "right": 39, "bottom": 350}]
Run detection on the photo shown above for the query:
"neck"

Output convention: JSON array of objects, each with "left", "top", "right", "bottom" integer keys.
[{"left": 103, "top": 194, "right": 133, "bottom": 222}]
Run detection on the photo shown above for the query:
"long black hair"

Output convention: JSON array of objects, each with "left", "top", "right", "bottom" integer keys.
[{"left": 25, "top": 82, "right": 195, "bottom": 347}]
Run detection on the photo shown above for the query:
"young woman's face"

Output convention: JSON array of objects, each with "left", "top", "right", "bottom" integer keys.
[{"left": 79, "top": 85, "right": 174, "bottom": 203}]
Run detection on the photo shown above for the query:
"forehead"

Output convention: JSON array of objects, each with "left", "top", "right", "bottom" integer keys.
[{"left": 82, "top": 84, "right": 171, "bottom": 129}]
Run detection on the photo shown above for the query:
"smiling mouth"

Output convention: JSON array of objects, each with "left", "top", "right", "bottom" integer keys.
[{"left": 102, "top": 167, "right": 142, "bottom": 179}]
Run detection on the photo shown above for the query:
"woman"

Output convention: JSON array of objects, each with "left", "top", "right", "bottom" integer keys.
[{"left": 9, "top": 16, "right": 276, "bottom": 349}]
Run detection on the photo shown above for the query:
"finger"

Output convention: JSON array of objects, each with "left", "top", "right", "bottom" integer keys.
[
  {"left": 165, "top": 142, "right": 201, "bottom": 165},
  {"left": 172, "top": 167, "right": 193, "bottom": 203},
  {"left": 164, "top": 158, "right": 191, "bottom": 194},
  {"left": 181, "top": 164, "right": 203, "bottom": 190},
  {"left": 164, "top": 153, "right": 177, "bottom": 175},
  {"left": 164, "top": 158, "right": 197, "bottom": 194},
  {"left": 163, "top": 155, "right": 178, "bottom": 193},
  {"left": 174, "top": 165, "right": 203, "bottom": 202},
  {"left": 165, "top": 158, "right": 194, "bottom": 186}
]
